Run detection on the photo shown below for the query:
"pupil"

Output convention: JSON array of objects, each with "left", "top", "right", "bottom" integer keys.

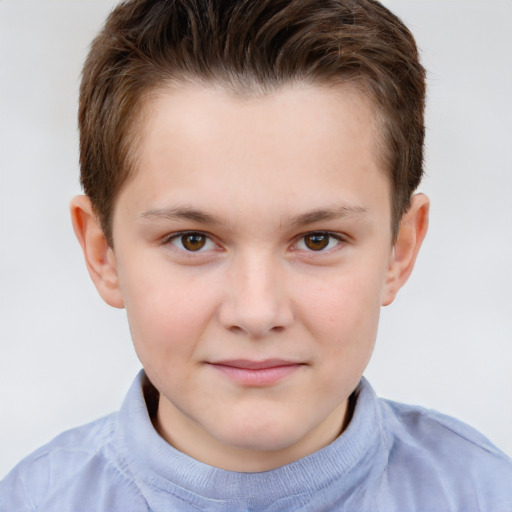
[
  {"left": 182, "top": 233, "right": 206, "bottom": 251},
  {"left": 305, "top": 233, "right": 329, "bottom": 250}
]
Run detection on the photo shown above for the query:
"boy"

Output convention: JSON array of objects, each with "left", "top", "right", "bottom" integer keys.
[{"left": 1, "top": 0, "right": 511, "bottom": 510}]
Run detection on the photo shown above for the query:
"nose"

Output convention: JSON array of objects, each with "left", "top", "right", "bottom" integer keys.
[{"left": 218, "top": 251, "right": 294, "bottom": 338}]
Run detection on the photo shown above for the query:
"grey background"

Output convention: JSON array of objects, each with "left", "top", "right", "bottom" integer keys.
[{"left": 1, "top": 0, "right": 511, "bottom": 478}]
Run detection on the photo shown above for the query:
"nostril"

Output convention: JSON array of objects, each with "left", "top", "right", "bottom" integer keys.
[
  {"left": 218, "top": 290, "right": 294, "bottom": 337},
  {"left": 226, "top": 324, "right": 286, "bottom": 336}
]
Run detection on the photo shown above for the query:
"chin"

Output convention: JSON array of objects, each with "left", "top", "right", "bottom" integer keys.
[{"left": 214, "top": 417, "right": 309, "bottom": 454}]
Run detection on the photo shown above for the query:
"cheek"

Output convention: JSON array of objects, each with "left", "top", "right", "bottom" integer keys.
[
  {"left": 119, "top": 264, "right": 221, "bottom": 364},
  {"left": 298, "top": 266, "right": 385, "bottom": 354}
]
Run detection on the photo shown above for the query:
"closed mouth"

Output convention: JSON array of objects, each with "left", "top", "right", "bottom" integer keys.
[
  {"left": 206, "top": 359, "right": 305, "bottom": 386},
  {"left": 208, "top": 359, "right": 303, "bottom": 370}
]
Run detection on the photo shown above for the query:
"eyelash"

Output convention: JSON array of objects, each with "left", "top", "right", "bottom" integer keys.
[
  {"left": 164, "top": 231, "right": 346, "bottom": 254},
  {"left": 294, "top": 232, "right": 345, "bottom": 252},
  {"left": 166, "top": 231, "right": 220, "bottom": 253}
]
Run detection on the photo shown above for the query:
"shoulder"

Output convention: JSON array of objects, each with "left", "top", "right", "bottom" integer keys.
[
  {"left": 0, "top": 414, "right": 148, "bottom": 512},
  {"left": 379, "top": 397, "right": 512, "bottom": 510},
  {"left": 382, "top": 397, "right": 510, "bottom": 463}
]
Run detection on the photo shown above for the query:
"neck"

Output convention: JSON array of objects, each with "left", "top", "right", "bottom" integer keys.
[{"left": 153, "top": 394, "right": 352, "bottom": 472}]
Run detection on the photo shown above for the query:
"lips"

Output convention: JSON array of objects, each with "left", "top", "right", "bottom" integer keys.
[
  {"left": 211, "top": 359, "right": 299, "bottom": 370},
  {"left": 207, "top": 359, "right": 304, "bottom": 386}
]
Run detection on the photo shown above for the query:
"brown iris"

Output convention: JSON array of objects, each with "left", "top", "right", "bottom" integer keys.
[
  {"left": 304, "top": 233, "right": 330, "bottom": 251},
  {"left": 181, "top": 233, "right": 207, "bottom": 251}
]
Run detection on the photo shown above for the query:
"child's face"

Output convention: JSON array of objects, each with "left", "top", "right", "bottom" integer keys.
[{"left": 92, "top": 84, "right": 422, "bottom": 471}]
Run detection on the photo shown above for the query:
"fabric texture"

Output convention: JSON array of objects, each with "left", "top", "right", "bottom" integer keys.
[{"left": 1, "top": 371, "right": 511, "bottom": 511}]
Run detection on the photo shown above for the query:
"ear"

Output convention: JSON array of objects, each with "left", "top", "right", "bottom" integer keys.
[
  {"left": 382, "top": 193, "right": 429, "bottom": 306},
  {"left": 70, "top": 195, "right": 124, "bottom": 308}
]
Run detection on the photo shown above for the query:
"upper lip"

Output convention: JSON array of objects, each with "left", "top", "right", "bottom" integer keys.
[{"left": 208, "top": 359, "right": 302, "bottom": 370}]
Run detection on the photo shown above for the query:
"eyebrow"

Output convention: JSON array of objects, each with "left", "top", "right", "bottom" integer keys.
[
  {"left": 138, "top": 207, "right": 224, "bottom": 225},
  {"left": 138, "top": 204, "right": 368, "bottom": 227},
  {"left": 290, "top": 205, "right": 368, "bottom": 226}
]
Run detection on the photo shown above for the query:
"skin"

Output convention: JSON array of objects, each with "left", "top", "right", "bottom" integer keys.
[{"left": 71, "top": 83, "right": 429, "bottom": 472}]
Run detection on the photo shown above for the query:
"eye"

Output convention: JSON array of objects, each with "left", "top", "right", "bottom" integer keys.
[
  {"left": 296, "top": 232, "right": 342, "bottom": 252},
  {"left": 169, "top": 232, "right": 217, "bottom": 252}
]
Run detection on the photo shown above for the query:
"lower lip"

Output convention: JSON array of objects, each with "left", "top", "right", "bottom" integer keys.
[{"left": 209, "top": 364, "right": 302, "bottom": 386}]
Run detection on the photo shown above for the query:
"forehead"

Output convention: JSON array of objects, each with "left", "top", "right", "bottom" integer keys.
[
  {"left": 133, "top": 79, "right": 384, "bottom": 155},
  {"left": 116, "top": 82, "right": 391, "bottom": 228}
]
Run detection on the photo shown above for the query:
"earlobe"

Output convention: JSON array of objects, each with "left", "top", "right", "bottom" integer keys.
[
  {"left": 70, "top": 195, "right": 124, "bottom": 308},
  {"left": 382, "top": 193, "right": 429, "bottom": 306}
]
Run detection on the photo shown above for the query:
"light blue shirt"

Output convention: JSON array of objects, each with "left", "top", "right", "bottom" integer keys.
[{"left": 1, "top": 371, "right": 511, "bottom": 511}]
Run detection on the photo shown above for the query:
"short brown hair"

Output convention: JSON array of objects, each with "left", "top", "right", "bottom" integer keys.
[{"left": 79, "top": 0, "right": 426, "bottom": 245}]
